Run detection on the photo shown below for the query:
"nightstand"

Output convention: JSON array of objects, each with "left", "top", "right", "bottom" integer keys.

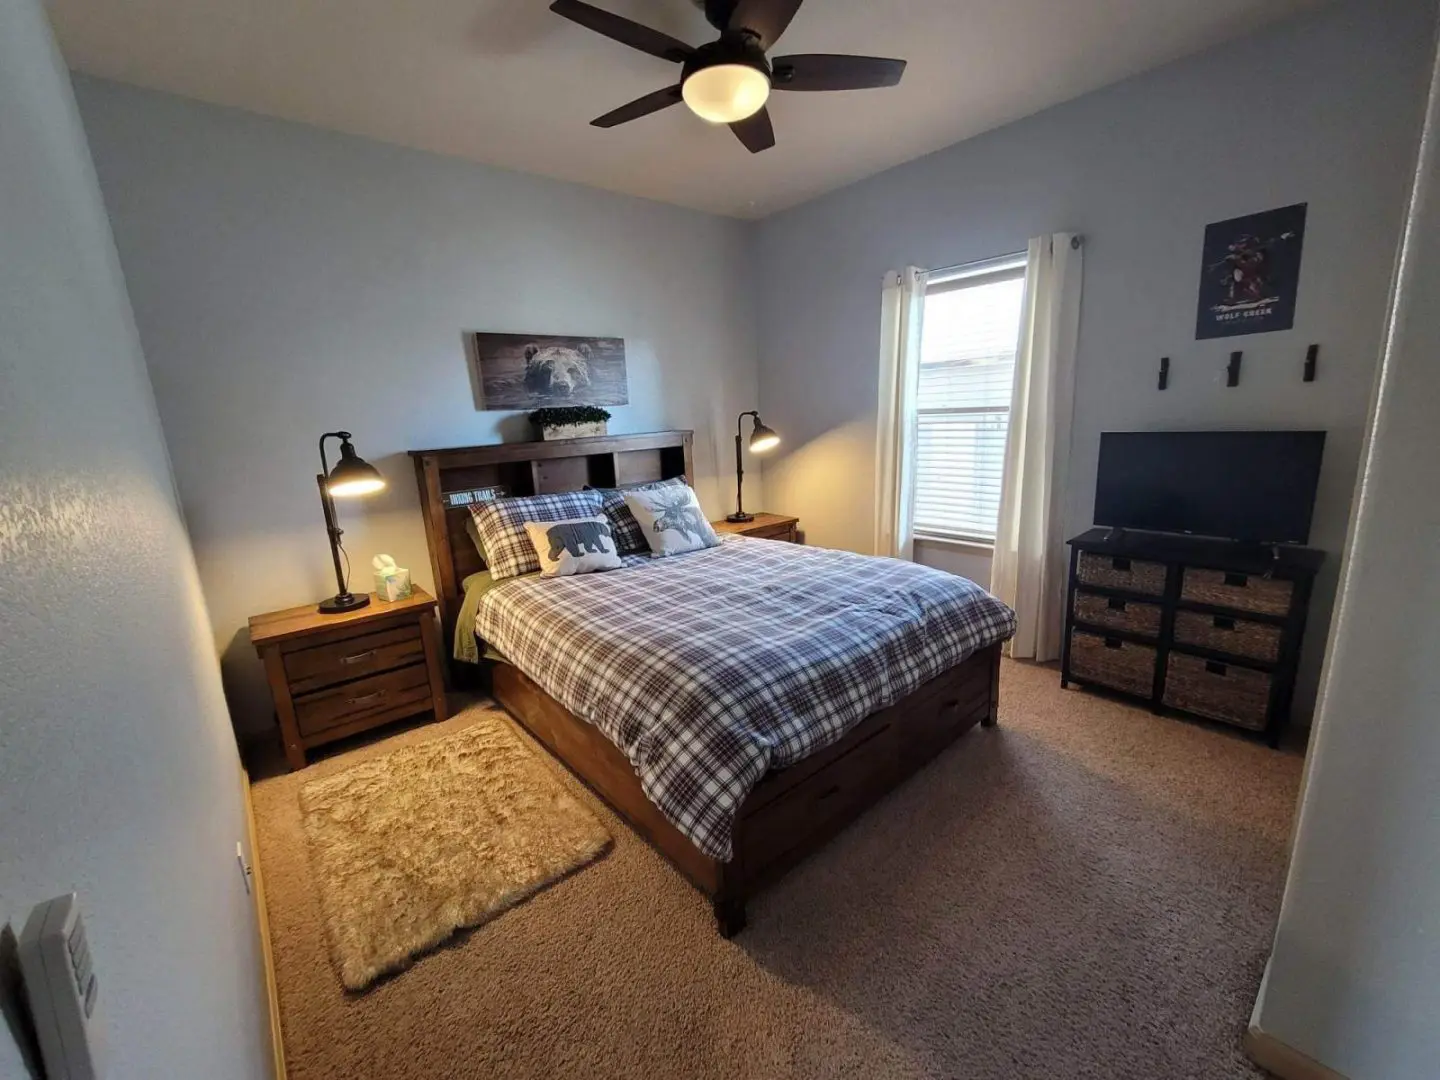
[
  {"left": 712, "top": 513, "right": 800, "bottom": 543},
  {"left": 249, "top": 588, "right": 448, "bottom": 770}
]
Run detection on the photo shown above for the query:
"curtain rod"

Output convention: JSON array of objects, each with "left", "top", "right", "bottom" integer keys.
[{"left": 926, "top": 235, "right": 1084, "bottom": 279}]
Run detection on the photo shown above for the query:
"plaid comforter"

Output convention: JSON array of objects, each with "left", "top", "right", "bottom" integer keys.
[{"left": 475, "top": 537, "right": 1015, "bottom": 860}]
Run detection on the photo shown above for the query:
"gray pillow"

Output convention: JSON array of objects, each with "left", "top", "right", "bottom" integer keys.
[
  {"left": 524, "top": 516, "right": 623, "bottom": 578},
  {"left": 589, "top": 476, "right": 687, "bottom": 555},
  {"left": 622, "top": 484, "right": 720, "bottom": 557}
]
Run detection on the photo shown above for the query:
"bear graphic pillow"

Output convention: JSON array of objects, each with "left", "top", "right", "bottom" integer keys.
[
  {"left": 523, "top": 515, "right": 623, "bottom": 578},
  {"left": 622, "top": 484, "right": 721, "bottom": 557}
]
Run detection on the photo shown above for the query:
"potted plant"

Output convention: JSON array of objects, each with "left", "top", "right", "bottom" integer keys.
[{"left": 529, "top": 405, "right": 612, "bottom": 441}]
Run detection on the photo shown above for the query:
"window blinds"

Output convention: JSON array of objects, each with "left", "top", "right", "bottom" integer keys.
[{"left": 914, "top": 260, "right": 1026, "bottom": 543}]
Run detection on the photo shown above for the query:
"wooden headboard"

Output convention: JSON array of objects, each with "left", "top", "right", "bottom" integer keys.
[{"left": 410, "top": 429, "right": 694, "bottom": 656}]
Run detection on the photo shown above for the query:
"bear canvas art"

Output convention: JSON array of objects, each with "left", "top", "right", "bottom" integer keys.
[{"left": 470, "top": 332, "right": 628, "bottom": 410}]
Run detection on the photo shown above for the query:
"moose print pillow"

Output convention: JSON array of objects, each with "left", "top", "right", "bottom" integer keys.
[
  {"left": 523, "top": 515, "right": 623, "bottom": 578},
  {"left": 622, "top": 484, "right": 721, "bottom": 557}
]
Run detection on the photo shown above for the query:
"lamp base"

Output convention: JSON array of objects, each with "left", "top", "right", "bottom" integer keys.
[
  {"left": 318, "top": 592, "right": 370, "bottom": 614},
  {"left": 726, "top": 512, "right": 755, "bottom": 523}
]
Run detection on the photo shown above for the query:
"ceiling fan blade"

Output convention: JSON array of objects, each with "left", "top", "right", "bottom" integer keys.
[
  {"left": 730, "top": 107, "right": 775, "bottom": 154},
  {"left": 771, "top": 54, "right": 907, "bottom": 92},
  {"left": 727, "top": 0, "right": 804, "bottom": 50},
  {"left": 591, "top": 85, "right": 684, "bottom": 128},
  {"left": 550, "top": 0, "right": 694, "bottom": 64}
]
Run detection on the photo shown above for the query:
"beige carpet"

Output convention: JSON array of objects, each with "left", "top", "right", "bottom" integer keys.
[
  {"left": 298, "top": 717, "right": 610, "bottom": 990},
  {"left": 251, "top": 659, "right": 1303, "bottom": 1080}
]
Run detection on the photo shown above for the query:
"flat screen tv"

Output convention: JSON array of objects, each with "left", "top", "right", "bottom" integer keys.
[{"left": 1094, "top": 430, "right": 1325, "bottom": 545}]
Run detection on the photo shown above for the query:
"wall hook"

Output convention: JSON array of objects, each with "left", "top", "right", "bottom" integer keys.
[
  {"left": 1158, "top": 356, "right": 1170, "bottom": 391},
  {"left": 1226, "top": 350, "right": 1243, "bottom": 388},
  {"left": 1304, "top": 344, "right": 1319, "bottom": 382}
]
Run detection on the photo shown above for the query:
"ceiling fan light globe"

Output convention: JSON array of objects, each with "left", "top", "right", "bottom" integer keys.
[{"left": 682, "top": 63, "right": 771, "bottom": 124}]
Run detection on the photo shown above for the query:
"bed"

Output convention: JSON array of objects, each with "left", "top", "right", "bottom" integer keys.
[{"left": 412, "top": 431, "right": 1014, "bottom": 935}]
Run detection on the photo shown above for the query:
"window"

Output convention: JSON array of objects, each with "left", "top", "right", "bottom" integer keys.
[{"left": 913, "top": 254, "right": 1027, "bottom": 544}]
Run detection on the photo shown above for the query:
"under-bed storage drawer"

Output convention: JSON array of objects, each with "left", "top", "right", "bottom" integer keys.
[
  {"left": 1162, "top": 652, "right": 1273, "bottom": 731},
  {"left": 293, "top": 662, "right": 433, "bottom": 738},
  {"left": 1073, "top": 592, "right": 1163, "bottom": 637},
  {"left": 1173, "top": 610, "right": 1281, "bottom": 663},
  {"left": 741, "top": 723, "right": 894, "bottom": 880},
  {"left": 1180, "top": 568, "right": 1293, "bottom": 617},
  {"left": 1067, "top": 631, "right": 1156, "bottom": 698},
  {"left": 1076, "top": 552, "right": 1167, "bottom": 596}
]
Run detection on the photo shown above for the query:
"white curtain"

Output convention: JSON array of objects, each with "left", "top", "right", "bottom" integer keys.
[
  {"left": 874, "top": 266, "right": 928, "bottom": 559},
  {"left": 991, "top": 234, "right": 1084, "bottom": 661}
]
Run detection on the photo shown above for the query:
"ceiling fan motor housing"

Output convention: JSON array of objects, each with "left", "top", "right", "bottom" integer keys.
[
  {"left": 681, "top": 33, "right": 772, "bottom": 85},
  {"left": 697, "top": 0, "right": 740, "bottom": 32}
]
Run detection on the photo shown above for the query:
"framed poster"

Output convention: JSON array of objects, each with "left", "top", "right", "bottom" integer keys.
[
  {"left": 470, "top": 332, "right": 628, "bottom": 411},
  {"left": 1195, "top": 203, "right": 1307, "bottom": 340}
]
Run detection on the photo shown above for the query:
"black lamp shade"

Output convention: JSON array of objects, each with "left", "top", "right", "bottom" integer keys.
[
  {"left": 326, "top": 440, "right": 386, "bottom": 498},
  {"left": 748, "top": 421, "right": 780, "bottom": 454}
]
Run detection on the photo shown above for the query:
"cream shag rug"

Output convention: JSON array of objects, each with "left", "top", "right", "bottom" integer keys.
[{"left": 299, "top": 716, "right": 611, "bottom": 990}]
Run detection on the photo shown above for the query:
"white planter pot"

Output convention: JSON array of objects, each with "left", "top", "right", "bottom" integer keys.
[{"left": 540, "top": 421, "right": 607, "bottom": 440}]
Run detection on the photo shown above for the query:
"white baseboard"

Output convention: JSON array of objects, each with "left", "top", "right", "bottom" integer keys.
[
  {"left": 240, "top": 762, "right": 287, "bottom": 1080},
  {"left": 1244, "top": 1024, "right": 1349, "bottom": 1080}
]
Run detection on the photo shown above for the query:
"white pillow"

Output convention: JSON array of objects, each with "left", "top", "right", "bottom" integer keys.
[
  {"left": 622, "top": 484, "right": 721, "bottom": 556},
  {"left": 523, "top": 516, "right": 623, "bottom": 578}
]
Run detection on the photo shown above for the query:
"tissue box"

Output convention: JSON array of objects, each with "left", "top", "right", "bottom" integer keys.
[{"left": 373, "top": 566, "right": 412, "bottom": 602}]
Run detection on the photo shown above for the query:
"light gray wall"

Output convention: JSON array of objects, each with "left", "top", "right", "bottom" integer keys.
[
  {"left": 752, "top": 0, "right": 1434, "bottom": 721},
  {"left": 72, "top": 79, "right": 761, "bottom": 736},
  {"left": 913, "top": 539, "right": 991, "bottom": 588},
  {"left": 1253, "top": 28, "right": 1440, "bottom": 1076},
  {"left": 0, "top": 0, "right": 269, "bottom": 1076}
]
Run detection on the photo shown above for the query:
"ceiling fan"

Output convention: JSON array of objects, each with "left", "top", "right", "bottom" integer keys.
[{"left": 548, "top": 0, "right": 907, "bottom": 153}]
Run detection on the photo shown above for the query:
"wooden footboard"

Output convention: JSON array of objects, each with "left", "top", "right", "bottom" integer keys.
[{"left": 491, "top": 641, "right": 1002, "bottom": 936}]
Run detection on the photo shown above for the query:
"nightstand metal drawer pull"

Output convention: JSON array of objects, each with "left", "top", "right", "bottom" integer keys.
[
  {"left": 339, "top": 649, "right": 378, "bottom": 665},
  {"left": 347, "top": 690, "right": 386, "bottom": 706}
]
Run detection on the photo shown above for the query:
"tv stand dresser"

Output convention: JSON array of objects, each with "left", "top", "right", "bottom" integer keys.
[{"left": 1062, "top": 528, "right": 1324, "bottom": 746}]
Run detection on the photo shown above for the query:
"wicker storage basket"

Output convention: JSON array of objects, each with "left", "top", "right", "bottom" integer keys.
[
  {"left": 1073, "top": 592, "right": 1163, "bottom": 637},
  {"left": 1180, "top": 568, "right": 1293, "bottom": 616},
  {"left": 1068, "top": 631, "right": 1156, "bottom": 697},
  {"left": 1162, "top": 652, "right": 1272, "bottom": 730},
  {"left": 1173, "top": 610, "right": 1281, "bottom": 663},
  {"left": 1076, "top": 552, "right": 1167, "bottom": 596}
]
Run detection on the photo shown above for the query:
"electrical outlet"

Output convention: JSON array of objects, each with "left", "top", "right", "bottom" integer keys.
[{"left": 235, "top": 843, "right": 253, "bottom": 897}]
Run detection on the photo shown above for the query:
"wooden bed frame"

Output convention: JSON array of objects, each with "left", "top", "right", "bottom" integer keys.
[{"left": 411, "top": 430, "right": 1003, "bottom": 935}]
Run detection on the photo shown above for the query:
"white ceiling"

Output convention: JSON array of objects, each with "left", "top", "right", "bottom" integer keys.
[{"left": 48, "top": 0, "right": 1325, "bottom": 219}]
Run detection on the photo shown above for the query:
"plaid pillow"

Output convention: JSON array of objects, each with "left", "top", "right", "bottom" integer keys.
[
  {"left": 590, "top": 476, "right": 687, "bottom": 555},
  {"left": 469, "top": 490, "right": 604, "bottom": 579}
]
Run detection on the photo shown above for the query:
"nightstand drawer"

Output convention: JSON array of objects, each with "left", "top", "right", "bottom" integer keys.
[
  {"left": 747, "top": 522, "right": 798, "bottom": 542},
  {"left": 293, "top": 663, "right": 433, "bottom": 738},
  {"left": 283, "top": 624, "right": 425, "bottom": 694}
]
